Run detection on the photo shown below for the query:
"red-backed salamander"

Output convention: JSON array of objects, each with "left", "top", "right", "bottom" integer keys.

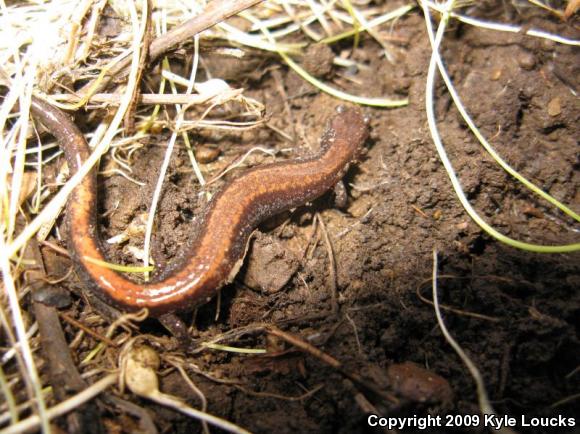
[{"left": 30, "top": 96, "right": 369, "bottom": 316}]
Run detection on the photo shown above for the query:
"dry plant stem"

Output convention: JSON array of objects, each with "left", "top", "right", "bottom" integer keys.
[
  {"left": 187, "top": 324, "right": 269, "bottom": 355},
  {"left": 550, "top": 393, "right": 580, "bottom": 408},
  {"left": 64, "top": 0, "right": 94, "bottom": 65},
  {"left": 162, "top": 40, "right": 204, "bottom": 189},
  {"left": 271, "top": 68, "right": 296, "bottom": 139},
  {"left": 345, "top": 313, "right": 362, "bottom": 354},
  {"left": 124, "top": 0, "right": 153, "bottom": 134},
  {"left": 0, "top": 367, "right": 17, "bottom": 426},
  {"left": 0, "top": 312, "right": 36, "bottom": 366},
  {"left": 301, "top": 215, "right": 319, "bottom": 261},
  {"left": 59, "top": 312, "right": 117, "bottom": 347},
  {"left": 234, "top": 383, "right": 324, "bottom": 401},
  {"left": 40, "top": 239, "right": 70, "bottom": 257},
  {"left": 265, "top": 326, "right": 398, "bottom": 404},
  {"left": 7, "top": 0, "right": 145, "bottom": 260},
  {"left": 80, "top": 0, "right": 265, "bottom": 96},
  {"left": 0, "top": 294, "right": 26, "bottom": 370},
  {"left": 165, "top": 355, "right": 241, "bottom": 386},
  {"left": 80, "top": 0, "right": 108, "bottom": 62},
  {"left": 205, "top": 146, "right": 276, "bottom": 186},
  {"left": 1, "top": 374, "right": 118, "bottom": 434},
  {"left": 34, "top": 303, "right": 105, "bottom": 434},
  {"left": 0, "top": 218, "right": 49, "bottom": 430},
  {"left": 498, "top": 344, "right": 512, "bottom": 397},
  {"left": 565, "top": 0, "right": 580, "bottom": 18},
  {"left": 26, "top": 239, "right": 105, "bottom": 434},
  {"left": 142, "top": 45, "right": 201, "bottom": 280}
]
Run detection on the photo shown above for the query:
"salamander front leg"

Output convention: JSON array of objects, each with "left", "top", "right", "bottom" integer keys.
[{"left": 158, "top": 313, "right": 196, "bottom": 349}]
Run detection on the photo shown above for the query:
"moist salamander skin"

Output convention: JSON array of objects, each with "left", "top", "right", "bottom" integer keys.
[{"left": 30, "top": 97, "right": 370, "bottom": 316}]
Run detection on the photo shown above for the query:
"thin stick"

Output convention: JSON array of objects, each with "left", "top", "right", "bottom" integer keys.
[
  {"left": 60, "top": 313, "right": 117, "bottom": 347},
  {"left": 124, "top": 0, "right": 153, "bottom": 134},
  {"left": 0, "top": 213, "right": 50, "bottom": 432},
  {"left": 35, "top": 303, "right": 106, "bottom": 432},
  {"left": 266, "top": 325, "right": 398, "bottom": 404}
]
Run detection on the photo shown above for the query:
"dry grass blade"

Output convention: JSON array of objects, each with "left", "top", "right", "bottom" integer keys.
[
  {"left": 1, "top": 374, "right": 118, "bottom": 434},
  {"left": 80, "top": 0, "right": 266, "bottom": 95}
]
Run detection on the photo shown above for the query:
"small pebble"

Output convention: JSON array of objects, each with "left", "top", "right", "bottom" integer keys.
[
  {"left": 195, "top": 145, "right": 221, "bottom": 163},
  {"left": 518, "top": 52, "right": 536, "bottom": 70},
  {"left": 491, "top": 68, "right": 502, "bottom": 81},
  {"left": 547, "top": 97, "right": 562, "bottom": 117}
]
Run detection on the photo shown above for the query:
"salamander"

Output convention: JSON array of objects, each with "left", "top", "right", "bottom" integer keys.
[{"left": 30, "top": 96, "right": 369, "bottom": 316}]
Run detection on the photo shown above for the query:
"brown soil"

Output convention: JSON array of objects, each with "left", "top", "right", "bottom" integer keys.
[{"left": 38, "top": 3, "right": 579, "bottom": 434}]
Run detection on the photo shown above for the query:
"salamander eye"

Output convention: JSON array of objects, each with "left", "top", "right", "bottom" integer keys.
[{"left": 336, "top": 105, "right": 346, "bottom": 114}]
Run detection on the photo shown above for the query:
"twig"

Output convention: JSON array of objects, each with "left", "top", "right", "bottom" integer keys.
[
  {"left": 60, "top": 312, "right": 118, "bottom": 347},
  {"left": 49, "top": 92, "right": 231, "bottom": 106},
  {"left": 234, "top": 383, "right": 324, "bottom": 401},
  {"left": 64, "top": 0, "right": 94, "bottom": 65},
  {"left": 27, "top": 237, "right": 104, "bottom": 434},
  {"left": 34, "top": 302, "right": 106, "bottom": 434},
  {"left": 124, "top": 0, "right": 153, "bottom": 134},
  {"left": 265, "top": 325, "right": 397, "bottom": 404}
]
